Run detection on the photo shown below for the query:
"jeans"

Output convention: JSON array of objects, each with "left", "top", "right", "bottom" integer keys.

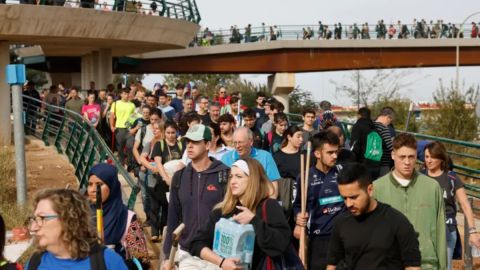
[
  {"left": 446, "top": 229, "right": 457, "bottom": 270},
  {"left": 138, "top": 171, "right": 155, "bottom": 225}
]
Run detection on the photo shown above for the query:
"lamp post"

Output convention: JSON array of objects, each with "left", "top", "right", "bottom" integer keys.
[{"left": 456, "top": 11, "right": 480, "bottom": 92}]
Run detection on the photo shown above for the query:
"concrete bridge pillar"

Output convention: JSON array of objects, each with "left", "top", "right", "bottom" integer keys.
[
  {"left": 81, "top": 49, "right": 112, "bottom": 91},
  {"left": 81, "top": 53, "right": 94, "bottom": 90},
  {"left": 0, "top": 41, "right": 11, "bottom": 145},
  {"left": 97, "top": 48, "right": 112, "bottom": 90},
  {"left": 268, "top": 73, "right": 296, "bottom": 113}
]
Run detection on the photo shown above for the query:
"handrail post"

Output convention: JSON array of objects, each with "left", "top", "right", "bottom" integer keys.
[
  {"left": 54, "top": 114, "right": 66, "bottom": 154},
  {"left": 465, "top": 197, "right": 473, "bottom": 270},
  {"left": 41, "top": 110, "right": 51, "bottom": 146}
]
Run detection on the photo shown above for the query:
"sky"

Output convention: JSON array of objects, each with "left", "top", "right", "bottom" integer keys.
[{"left": 143, "top": 0, "right": 480, "bottom": 106}]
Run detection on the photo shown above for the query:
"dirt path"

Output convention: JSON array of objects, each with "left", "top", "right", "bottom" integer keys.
[{"left": 25, "top": 137, "right": 78, "bottom": 193}]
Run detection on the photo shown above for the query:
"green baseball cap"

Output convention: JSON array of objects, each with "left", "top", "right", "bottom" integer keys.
[{"left": 184, "top": 124, "right": 212, "bottom": 142}]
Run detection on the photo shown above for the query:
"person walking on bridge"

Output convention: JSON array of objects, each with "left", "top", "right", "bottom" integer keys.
[
  {"left": 326, "top": 163, "right": 421, "bottom": 270},
  {"left": 423, "top": 141, "right": 480, "bottom": 270},
  {"left": 373, "top": 133, "right": 447, "bottom": 270},
  {"left": 110, "top": 88, "right": 136, "bottom": 166},
  {"left": 162, "top": 124, "right": 230, "bottom": 270}
]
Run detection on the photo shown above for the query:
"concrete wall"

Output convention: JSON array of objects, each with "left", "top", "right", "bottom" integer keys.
[{"left": 0, "top": 5, "right": 200, "bottom": 56}]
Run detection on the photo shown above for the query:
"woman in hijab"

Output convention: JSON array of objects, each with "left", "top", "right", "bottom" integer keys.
[{"left": 87, "top": 163, "right": 150, "bottom": 268}]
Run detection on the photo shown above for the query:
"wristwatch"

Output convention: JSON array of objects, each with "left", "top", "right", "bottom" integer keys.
[{"left": 469, "top": 227, "right": 478, "bottom": 234}]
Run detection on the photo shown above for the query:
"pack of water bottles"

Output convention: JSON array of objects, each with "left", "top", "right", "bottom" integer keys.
[{"left": 213, "top": 218, "right": 256, "bottom": 270}]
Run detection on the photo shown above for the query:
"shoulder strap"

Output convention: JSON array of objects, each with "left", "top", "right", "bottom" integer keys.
[
  {"left": 89, "top": 243, "right": 107, "bottom": 270},
  {"left": 27, "top": 252, "right": 44, "bottom": 270},
  {"left": 177, "top": 140, "right": 183, "bottom": 152}
]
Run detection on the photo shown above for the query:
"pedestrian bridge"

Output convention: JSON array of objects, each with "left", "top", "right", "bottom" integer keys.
[
  {"left": 124, "top": 38, "right": 480, "bottom": 73},
  {"left": 22, "top": 38, "right": 480, "bottom": 74}
]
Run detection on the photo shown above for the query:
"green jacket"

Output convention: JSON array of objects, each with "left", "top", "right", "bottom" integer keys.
[{"left": 373, "top": 171, "right": 447, "bottom": 270}]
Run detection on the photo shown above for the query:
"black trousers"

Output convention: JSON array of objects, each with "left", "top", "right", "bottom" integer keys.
[
  {"left": 308, "top": 236, "right": 330, "bottom": 270},
  {"left": 147, "top": 177, "right": 169, "bottom": 237}
]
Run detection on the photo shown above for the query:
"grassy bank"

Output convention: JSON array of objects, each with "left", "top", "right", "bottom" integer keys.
[{"left": 0, "top": 146, "right": 30, "bottom": 229}]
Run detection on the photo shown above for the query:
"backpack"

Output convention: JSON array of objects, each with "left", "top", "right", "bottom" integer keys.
[
  {"left": 28, "top": 244, "right": 106, "bottom": 270},
  {"left": 170, "top": 165, "right": 229, "bottom": 222},
  {"left": 364, "top": 130, "right": 383, "bottom": 162},
  {"left": 158, "top": 139, "right": 183, "bottom": 154}
]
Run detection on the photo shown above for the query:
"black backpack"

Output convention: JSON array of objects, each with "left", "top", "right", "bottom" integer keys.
[{"left": 28, "top": 243, "right": 106, "bottom": 270}]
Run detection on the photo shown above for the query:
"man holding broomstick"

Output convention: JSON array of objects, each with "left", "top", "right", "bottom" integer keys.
[{"left": 293, "top": 131, "right": 345, "bottom": 270}]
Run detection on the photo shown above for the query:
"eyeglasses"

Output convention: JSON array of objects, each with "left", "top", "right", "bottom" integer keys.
[
  {"left": 219, "top": 91, "right": 226, "bottom": 94},
  {"left": 28, "top": 215, "right": 58, "bottom": 227}
]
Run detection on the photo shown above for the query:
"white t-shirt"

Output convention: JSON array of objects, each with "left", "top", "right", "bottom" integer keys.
[{"left": 392, "top": 172, "right": 411, "bottom": 187}]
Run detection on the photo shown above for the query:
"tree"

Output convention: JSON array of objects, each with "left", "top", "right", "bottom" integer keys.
[
  {"left": 163, "top": 74, "right": 239, "bottom": 97},
  {"left": 330, "top": 69, "right": 416, "bottom": 107},
  {"left": 424, "top": 79, "right": 479, "bottom": 141},
  {"left": 289, "top": 86, "right": 319, "bottom": 114},
  {"left": 26, "top": 69, "right": 48, "bottom": 86},
  {"left": 112, "top": 74, "right": 145, "bottom": 88},
  {"left": 370, "top": 98, "right": 419, "bottom": 132}
]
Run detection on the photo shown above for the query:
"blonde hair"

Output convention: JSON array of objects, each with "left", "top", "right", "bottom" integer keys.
[
  {"left": 151, "top": 122, "right": 165, "bottom": 143},
  {"left": 33, "top": 189, "right": 97, "bottom": 259},
  {"left": 217, "top": 158, "right": 272, "bottom": 215}
]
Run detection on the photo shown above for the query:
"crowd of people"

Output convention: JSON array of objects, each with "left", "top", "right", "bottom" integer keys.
[
  {"left": 2, "top": 0, "right": 167, "bottom": 16},
  {"left": 196, "top": 19, "right": 480, "bottom": 46},
  {"left": 5, "top": 80, "right": 480, "bottom": 270}
]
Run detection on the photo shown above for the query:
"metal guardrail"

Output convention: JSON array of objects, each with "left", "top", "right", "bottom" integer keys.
[
  {"left": 3, "top": 0, "right": 201, "bottom": 23},
  {"left": 22, "top": 95, "right": 139, "bottom": 209},
  {"left": 194, "top": 23, "right": 478, "bottom": 46}
]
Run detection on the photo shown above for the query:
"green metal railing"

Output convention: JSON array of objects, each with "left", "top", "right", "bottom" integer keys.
[
  {"left": 22, "top": 95, "right": 139, "bottom": 209},
  {"left": 194, "top": 23, "right": 476, "bottom": 46}
]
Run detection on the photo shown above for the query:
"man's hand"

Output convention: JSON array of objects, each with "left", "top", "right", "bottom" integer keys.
[
  {"left": 470, "top": 233, "right": 480, "bottom": 249},
  {"left": 110, "top": 126, "right": 116, "bottom": 133},
  {"left": 232, "top": 206, "right": 255, "bottom": 225},
  {"left": 293, "top": 212, "right": 308, "bottom": 239}
]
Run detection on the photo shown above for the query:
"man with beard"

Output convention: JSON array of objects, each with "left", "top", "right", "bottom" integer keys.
[{"left": 326, "top": 163, "right": 421, "bottom": 270}]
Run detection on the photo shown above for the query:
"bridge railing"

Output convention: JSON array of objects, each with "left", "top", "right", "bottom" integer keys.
[
  {"left": 22, "top": 95, "right": 139, "bottom": 209},
  {"left": 193, "top": 23, "right": 477, "bottom": 46},
  {"left": 4, "top": 0, "right": 201, "bottom": 23}
]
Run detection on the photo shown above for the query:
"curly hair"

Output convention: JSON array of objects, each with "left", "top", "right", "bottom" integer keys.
[{"left": 33, "top": 189, "right": 97, "bottom": 259}]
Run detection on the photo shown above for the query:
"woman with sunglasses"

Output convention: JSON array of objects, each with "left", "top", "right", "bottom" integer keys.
[
  {"left": 25, "top": 188, "right": 127, "bottom": 270},
  {"left": 190, "top": 158, "right": 291, "bottom": 270}
]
